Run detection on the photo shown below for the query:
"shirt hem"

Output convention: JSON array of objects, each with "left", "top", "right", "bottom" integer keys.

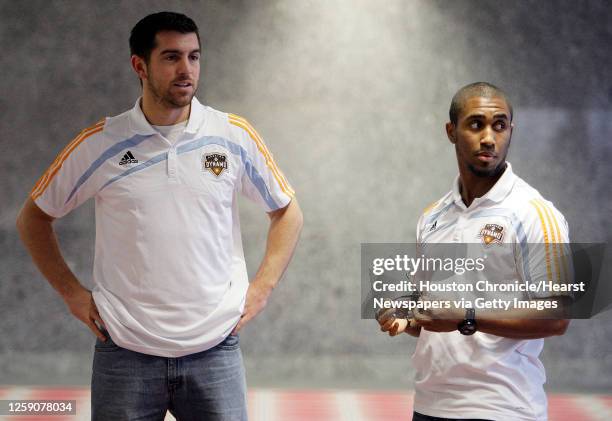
[
  {"left": 109, "top": 334, "right": 228, "bottom": 358},
  {"left": 269, "top": 193, "right": 293, "bottom": 212},
  {"left": 32, "top": 195, "right": 65, "bottom": 218},
  {"left": 414, "top": 403, "right": 544, "bottom": 421}
]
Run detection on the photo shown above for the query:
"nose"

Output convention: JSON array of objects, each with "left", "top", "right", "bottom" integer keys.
[
  {"left": 177, "top": 56, "right": 192, "bottom": 76},
  {"left": 480, "top": 126, "right": 495, "bottom": 148}
]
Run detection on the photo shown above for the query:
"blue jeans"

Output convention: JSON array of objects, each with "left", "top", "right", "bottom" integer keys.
[{"left": 91, "top": 331, "right": 247, "bottom": 421}]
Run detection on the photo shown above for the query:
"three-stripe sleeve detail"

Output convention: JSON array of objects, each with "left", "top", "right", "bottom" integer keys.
[
  {"left": 31, "top": 120, "right": 105, "bottom": 199},
  {"left": 228, "top": 114, "right": 295, "bottom": 197},
  {"left": 530, "top": 199, "right": 568, "bottom": 283},
  {"left": 530, "top": 199, "right": 553, "bottom": 282}
]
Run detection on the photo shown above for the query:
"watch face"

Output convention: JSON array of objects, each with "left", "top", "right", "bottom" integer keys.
[{"left": 458, "top": 320, "right": 477, "bottom": 335}]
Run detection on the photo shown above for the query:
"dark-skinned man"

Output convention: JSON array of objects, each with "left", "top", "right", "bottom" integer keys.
[{"left": 380, "top": 82, "right": 570, "bottom": 421}]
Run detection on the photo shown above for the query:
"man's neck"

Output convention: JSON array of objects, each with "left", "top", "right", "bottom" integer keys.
[
  {"left": 458, "top": 163, "right": 506, "bottom": 207},
  {"left": 140, "top": 93, "right": 190, "bottom": 126}
]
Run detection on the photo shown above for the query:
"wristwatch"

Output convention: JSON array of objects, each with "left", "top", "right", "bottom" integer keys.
[{"left": 457, "top": 308, "right": 477, "bottom": 335}]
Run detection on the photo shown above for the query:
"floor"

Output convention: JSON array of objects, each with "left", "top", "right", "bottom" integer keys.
[{"left": 0, "top": 387, "right": 611, "bottom": 420}]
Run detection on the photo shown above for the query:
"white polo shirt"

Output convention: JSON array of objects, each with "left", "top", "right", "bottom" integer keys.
[
  {"left": 31, "top": 97, "right": 294, "bottom": 357},
  {"left": 412, "top": 163, "right": 569, "bottom": 421}
]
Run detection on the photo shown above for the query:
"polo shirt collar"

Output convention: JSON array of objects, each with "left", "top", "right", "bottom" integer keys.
[
  {"left": 451, "top": 162, "right": 517, "bottom": 207},
  {"left": 184, "top": 97, "right": 205, "bottom": 134},
  {"left": 128, "top": 96, "right": 205, "bottom": 136}
]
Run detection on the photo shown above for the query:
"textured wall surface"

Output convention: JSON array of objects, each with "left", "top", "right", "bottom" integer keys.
[{"left": 1, "top": 0, "right": 611, "bottom": 391}]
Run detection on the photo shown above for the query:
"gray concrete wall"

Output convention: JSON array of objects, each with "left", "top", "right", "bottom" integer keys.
[{"left": 1, "top": 0, "right": 611, "bottom": 391}]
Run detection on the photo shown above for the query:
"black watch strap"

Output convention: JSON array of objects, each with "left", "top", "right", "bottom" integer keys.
[{"left": 458, "top": 308, "right": 477, "bottom": 335}]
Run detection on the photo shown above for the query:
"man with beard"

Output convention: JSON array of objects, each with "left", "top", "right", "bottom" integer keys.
[
  {"left": 379, "top": 82, "right": 570, "bottom": 421},
  {"left": 17, "top": 12, "right": 302, "bottom": 420}
]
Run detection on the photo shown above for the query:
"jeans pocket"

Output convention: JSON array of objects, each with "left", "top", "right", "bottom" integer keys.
[
  {"left": 216, "top": 334, "right": 240, "bottom": 350},
  {"left": 94, "top": 331, "right": 120, "bottom": 352}
]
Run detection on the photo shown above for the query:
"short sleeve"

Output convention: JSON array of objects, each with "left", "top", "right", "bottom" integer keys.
[
  {"left": 416, "top": 213, "right": 426, "bottom": 245},
  {"left": 518, "top": 197, "right": 572, "bottom": 298},
  {"left": 228, "top": 114, "right": 294, "bottom": 212},
  {"left": 30, "top": 122, "right": 104, "bottom": 218},
  {"left": 416, "top": 200, "right": 443, "bottom": 246}
]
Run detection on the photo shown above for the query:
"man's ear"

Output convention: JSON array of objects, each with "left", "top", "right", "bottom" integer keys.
[
  {"left": 446, "top": 122, "right": 457, "bottom": 144},
  {"left": 130, "top": 55, "right": 148, "bottom": 81}
]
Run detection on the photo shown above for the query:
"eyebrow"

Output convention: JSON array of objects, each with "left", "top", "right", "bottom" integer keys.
[
  {"left": 159, "top": 49, "right": 201, "bottom": 55},
  {"left": 465, "top": 112, "right": 509, "bottom": 120}
]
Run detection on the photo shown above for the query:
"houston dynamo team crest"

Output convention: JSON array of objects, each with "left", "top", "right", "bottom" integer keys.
[
  {"left": 478, "top": 223, "right": 505, "bottom": 245},
  {"left": 202, "top": 153, "right": 228, "bottom": 177}
]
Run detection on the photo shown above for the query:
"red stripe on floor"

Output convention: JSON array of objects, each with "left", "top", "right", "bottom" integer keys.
[
  {"left": 360, "top": 391, "right": 414, "bottom": 420},
  {"left": 602, "top": 395, "right": 612, "bottom": 409},
  {"left": 548, "top": 394, "right": 593, "bottom": 421},
  {"left": 276, "top": 390, "right": 339, "bottom": 421},
  {"left": 0, "top": 387, "right": 610, "bottom": 421}
]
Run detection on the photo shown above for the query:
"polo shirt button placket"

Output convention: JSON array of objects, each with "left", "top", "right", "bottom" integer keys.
[
  {"left": 167, "top": 148, "right": 177, "bottom": 181},
  {"left": 453, "top": 215, "right": 464, "bottom": 243}
]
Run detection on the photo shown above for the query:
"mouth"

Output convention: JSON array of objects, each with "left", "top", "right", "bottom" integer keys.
[
  {"left": 475, "top": 152, "right": 496, "bottom": 163},
  {"left": 173, "top": 81, "right": 193, "bottom": 89}
]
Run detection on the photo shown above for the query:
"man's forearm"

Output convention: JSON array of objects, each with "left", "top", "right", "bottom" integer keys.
[
  {"left": 476, "top": 317, "right": 569, "bottom": 339},
  {"left": 252, "top": 199, "right": 303, "bottom": 289},
  {"left": 473, "top": 297, "right": 570, "bottom": 339},
  {"left": 16, "top": 198, "right": 84, "bottom": 300},
  {"left": 230, "top": 199, "right": 303, "bottom": 334},
  {"left": 414, "top": 297, "right": 571, "bottom": 339},
  {"left": 17, "top": 198, "right": 106, "bottom": 339}
]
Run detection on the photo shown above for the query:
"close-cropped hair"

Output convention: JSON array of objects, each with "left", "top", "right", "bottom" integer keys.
[
  {"left": 129, "top": 11, "right": 200, "bottom": 62},
  {"left": 449, "top": 82, "right": 513, "bottom": 124}
]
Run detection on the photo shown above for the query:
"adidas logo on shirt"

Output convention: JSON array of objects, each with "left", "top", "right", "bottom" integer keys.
[{"left": 119, "top": 150, "right": 138, "bottom": 166}]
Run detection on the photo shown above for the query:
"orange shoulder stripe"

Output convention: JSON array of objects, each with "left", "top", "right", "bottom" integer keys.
[
  {"left": 228, "top": 114, "right": 291, "bottom": 192},
  {"left": 536, "top": 199, "right": 562, "bottom": 282},
  {"left": 31, "top": 120, "right": 104, "bottom": 199},
  {"left": 530, "top": 199, "right": 553, "bottom": 282},
  {"left": 422, "top": 200, "right": 439, "bottom": 215},
  {"left": 228, "top": 114, "right": 295, "bottom": 196},
  {"left": 536, "top": 199, "right": 569, "bottom": 282}
]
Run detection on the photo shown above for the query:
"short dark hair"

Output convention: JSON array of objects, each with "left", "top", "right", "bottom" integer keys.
[
  {"left": 129, "top": 12, "right": 200, "bottom": 63},
  {"left": 449, "top": 82, "right": 513, "bottom": 124}
]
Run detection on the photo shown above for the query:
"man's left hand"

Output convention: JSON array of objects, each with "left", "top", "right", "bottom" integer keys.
[{"left": 231, "top": 281, "right": 273, "bottom": 334}]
